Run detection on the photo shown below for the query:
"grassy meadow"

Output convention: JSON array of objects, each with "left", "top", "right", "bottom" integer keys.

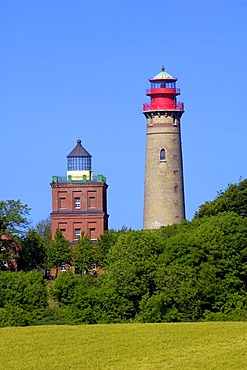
[{"left": 1, "top": 322, "right": 247, "bottom": 369}]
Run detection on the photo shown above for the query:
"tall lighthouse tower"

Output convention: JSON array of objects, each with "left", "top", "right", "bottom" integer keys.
[{"left": 143, "top": 67, "right": 185, "bottom": 229}]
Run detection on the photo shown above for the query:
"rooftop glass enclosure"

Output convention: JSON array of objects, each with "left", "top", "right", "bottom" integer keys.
[
  {"left": 67, "top": 156, "right": 92, "bottom": 171},
  {"left": 150, "top": 81, "right": 176, "bottom": 89}
]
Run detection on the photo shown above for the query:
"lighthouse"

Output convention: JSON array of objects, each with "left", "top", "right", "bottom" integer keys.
[
  {"left": 50, "top": 140, "right": 108, "bottom": 242},
  {"left": 143, "top": 67, "right": 185, "bottom": 229}
]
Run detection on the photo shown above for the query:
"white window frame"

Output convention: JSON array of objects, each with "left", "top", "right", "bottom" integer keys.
[
  {"left": 74, "top": 228, "right": 81, "bottom": 241},
  {"left": 75, "top": 197, "right": 81, "bottom": 209}
]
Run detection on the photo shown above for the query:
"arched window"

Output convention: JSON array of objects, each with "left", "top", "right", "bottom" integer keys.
[{"left": 160, "top": 148, "right": 166, "bottom": 161}]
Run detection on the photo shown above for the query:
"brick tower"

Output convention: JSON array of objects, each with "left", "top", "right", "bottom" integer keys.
[
  {"left": 143, "top": 67, "right": 185, "bottom": 229},
  {"left": 50, "top": 139, "right": 108, "bottom": 242}
]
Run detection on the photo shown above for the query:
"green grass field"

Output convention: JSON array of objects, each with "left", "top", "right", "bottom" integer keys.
[{"left": 1, "top": 322, "right": 247, "bottom": 369}]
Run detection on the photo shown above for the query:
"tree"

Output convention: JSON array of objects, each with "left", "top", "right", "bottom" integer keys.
[
  {"left": 0, "top": 200, "right": 30, "bottom": 238},
  {"left": 18, "top": 229, "right": 47, "bottom": 271},
  {"left": 0, "top": 200, "right": 30, "bottom": 271},
  {"left": 152, "top": 212, "right": 247, "bottom": 321},
  {"left": 194, "top": 178, "right": 247, "bottom": 219},
  {"left": 104, "top": 230, "right": 163, "bottom": 319},
  {"left": 38, "top": 213, "right": 247, "bottom": 324},
  {"left": 73, "top": 232, "right": 94, "bottom": 274},
  {"left": 35, "top": 217, "right": 52, "bottom": 248},
  {"left": 47, "top": 229, "right": 72, "bottom": 277},
  {"left": 95, "top": 228, "right": 129, "bottom": 266},
  {"left": 0, "top": 271, "right": 48, "bottom": 326},
  {"left": 52, "top": 271, "right": 100, "bottom": 324}
]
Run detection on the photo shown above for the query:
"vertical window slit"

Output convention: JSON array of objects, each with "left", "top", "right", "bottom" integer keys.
[{"left": 160, "top": 149, "right": 166, "bottom": 162}]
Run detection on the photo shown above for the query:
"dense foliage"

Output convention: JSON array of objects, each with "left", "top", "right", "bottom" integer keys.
[
  {"left": 0, "top": 199, "right": 30, "bottom": 238},
  {"left": 18, "top": 229, "right": 47, "bottom": 271},
  {"left": 47, "top": 229, "right": 72, "bottom": 276},
  {"left": 0, "top": 271, "right": 47, "bottom": 326},
  {"left": 194, "top": 178, "right": 247, "bottom": 219},
  {"left": 0, "top": 200, "right": 30, "bottom": 270},
  {"left": 50, "top": 213, "right": 247, "bottom": 323},
  {"left": 1, "top": 178, "right": 247, "bottom": 326},
  {"left": 74, "top": 232, "right": 94, "bottom": 274}
]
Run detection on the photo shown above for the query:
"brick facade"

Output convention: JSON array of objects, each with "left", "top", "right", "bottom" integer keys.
[{"left": 50, "top": 181, "right": 108, "bottom": 242}]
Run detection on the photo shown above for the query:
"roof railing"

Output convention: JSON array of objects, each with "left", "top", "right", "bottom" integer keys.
[
  {"left": 146, "top": 88, "right": 181, "bottom": 95},
  {"left": 143, "top": 102, "right": 184, "bottom": 112},
  {"left": 52, "top": 175, "right": 107, "bottom": 183}
]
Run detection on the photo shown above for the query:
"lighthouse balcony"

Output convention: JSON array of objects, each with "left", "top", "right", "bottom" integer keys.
[
  {"left": 143, "top": 102, "right": 184, "bottom": 112},
  {"left": 146, "top": 88, "right": 181, "bottom": 96},
  {"left": 52, "top": 174, "right": 107, "bottom": 184}
]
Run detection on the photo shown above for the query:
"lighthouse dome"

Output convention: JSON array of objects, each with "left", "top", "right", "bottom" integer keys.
[{"left": 67, "top": 139, "right": 93, "bottom": 180}]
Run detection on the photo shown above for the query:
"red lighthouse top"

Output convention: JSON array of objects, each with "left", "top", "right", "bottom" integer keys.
[
  {"left": 143, "top": 67, "right": 184, "bottom": 112},
  {"left": 149, "top": 66, "right": 177, "bottom": 82}
]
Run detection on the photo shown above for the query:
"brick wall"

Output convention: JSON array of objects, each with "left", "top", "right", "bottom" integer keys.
[{"left": 50, "top": 181, "right": 108, "bottom": 242}]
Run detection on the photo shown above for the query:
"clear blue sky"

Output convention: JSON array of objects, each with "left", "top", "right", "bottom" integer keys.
[{"left": 1, "top": 0, "right": 247, "bottom": 230}]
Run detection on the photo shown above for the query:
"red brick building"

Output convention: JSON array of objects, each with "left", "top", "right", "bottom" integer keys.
[{"left": 50, "top": 140, "right": 108, "bottom": 242}]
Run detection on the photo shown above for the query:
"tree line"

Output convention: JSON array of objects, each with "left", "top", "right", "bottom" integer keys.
[{"left": 1, "top": 179, "right": 247, "bottom": 326}]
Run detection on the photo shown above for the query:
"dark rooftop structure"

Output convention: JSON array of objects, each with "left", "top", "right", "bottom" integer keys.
[{"left": 67, "top": 139, "right": 92, "bottom": 158}]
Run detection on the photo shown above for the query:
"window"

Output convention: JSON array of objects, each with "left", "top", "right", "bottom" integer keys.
[
  {"left": 74, "top": 228, "right": 81, "bottom": 241},
  {"left": 61, "top": 264, "right": 66, "bottom": 272},
  {"left": 88, "top": 191, "right": 97, "bottom": 208},
  {"left": 58, "top": 222, "right": 67, "bottom": 234},
  {"left": 151, "top": 81, "right": 176, "bottom": 89},
  {"left": 88, "top": 222, "right": 97, "bottom": 240},
  {"left": 88, "top": 196, "right": 96, "bottom": 208},
  {"left": 74, "top": 197, "right": 81, "bottom": 209},
  {"left": 67, "top": 157, "right": 91, "bottom": 171},
  {"left": 59, "top": 197, "right": 66, "bottom": 209},
  {"left": 160, "top": 149, "right": 166, "bottom": 162},
  {"left": 90, "top": 228, "right": 97, "bottom": 240}
]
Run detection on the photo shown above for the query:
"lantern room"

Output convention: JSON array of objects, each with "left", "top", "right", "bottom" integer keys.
[
  {"left": 67, "top": 139, "right": 93, "bottom": 181},
  {"left": 143, "top": 67, "right": 184, "bottom": 112}
]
